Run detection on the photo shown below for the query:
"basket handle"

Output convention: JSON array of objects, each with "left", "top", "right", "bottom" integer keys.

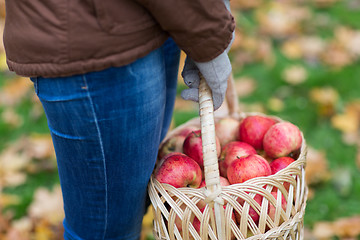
[
  {"left": 198, "top": 74, "right": 226, "bottom": 239},
  {"left": 226, "top": 73, "right": 240, "bottom": 117}
]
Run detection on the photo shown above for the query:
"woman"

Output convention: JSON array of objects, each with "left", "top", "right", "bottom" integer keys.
[{"left": 3, "top": 0, "right": 235, "bottom": 239}]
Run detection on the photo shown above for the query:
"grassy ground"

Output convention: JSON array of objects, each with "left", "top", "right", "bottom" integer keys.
[{"left": 1, "top": 0, "right": 360, "bottom": 239}]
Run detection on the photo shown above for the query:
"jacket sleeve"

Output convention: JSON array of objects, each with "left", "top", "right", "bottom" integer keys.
[{"left": 135, "top": 0, "right": 235, "bottom": 62}]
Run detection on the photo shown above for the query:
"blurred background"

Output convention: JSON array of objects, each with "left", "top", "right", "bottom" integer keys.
[{"left": 1, "top": 0, "right": 360, "bottom": 239}]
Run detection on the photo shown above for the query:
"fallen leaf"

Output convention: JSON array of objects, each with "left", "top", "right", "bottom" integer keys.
[
  {"left": 25, "top": 135, "right": 55, "bottom": 160},
  {"left": 234, "top": 76, "right": 257, "bottom": 98},
  {"left": 1, "top": 108, "right": 24, "bottom": 128},
  {"left": 0, "top": 194, "right": 21, "bottom": 208},
  {"left": 331, "top": 111, "right": 358, "bottom": 133},
  {"left": 0, "top": 146, "right": 30, "bottom": 187},
  {"left": 267, "top": 97, "right": 284, "bottom": 112},
  {"left": 0, "top": 20, "right": 4, "bottom": 52},
  {"left": 0, "top": 77, "right": 33, "bottom": 106},
  {"left": 313, "top": 221, "right": 335, "bottom": 239},
  {"left": 314, "top": 216, "right": 360, "bottom": 239},
  {"left": 173, "top": 97, "right": 198, "bottom": 111},
  {"left": 231, "top": 0, "right": 263, "bottom": 10},
  {"left": 309, "top": 87, "right": 339, "bottom": 117},
  {"left": 282, "top": 65, "right": 308, "bottom": 85},
  {"left": 256, "top": 2, "right": 310, "bottom": 38},
  {"left": 33, "top": 220, "right": 54, "bottom": 240},
  {"left": 300, "top": 36, "right": 327, "bottom": 61},
  {"left": 305, "top": 147, "right": 331, "bottom": 185},
  {"left": 322, "top": 42, "right": 353, "bottom": 69},
  {"left": 28, "top": 185, "right": 64, "bottom": 225},
  {"left": 281, "top": 39, "right": 303, "bottom": 59},
  {"left": 313, "top": 0, "right": 339, "bottom": 7}
]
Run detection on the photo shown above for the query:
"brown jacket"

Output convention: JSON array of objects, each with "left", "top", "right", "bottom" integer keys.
[{"left": 3, "top": 0, "right": 235, "bottom": 78}]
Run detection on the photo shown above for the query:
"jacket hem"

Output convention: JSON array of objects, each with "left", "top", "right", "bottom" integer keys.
[{"left": 6, "top": 35, "right": 169, "bottom": 78}]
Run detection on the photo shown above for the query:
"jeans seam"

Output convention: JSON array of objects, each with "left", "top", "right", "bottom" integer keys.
[{"left": 82, "top": 75, "right": 108, "bottom": 240}]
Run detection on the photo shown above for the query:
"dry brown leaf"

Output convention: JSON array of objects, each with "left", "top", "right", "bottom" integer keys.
[
  {"left": 282, "top": 65, "right": 308, "bottom": 85},
  {"left": 0, "top": 20, "right": 4, "bottom": 53},
  {"left": 313, "top": 216, "right": 360, "bottom": 239},
  {"left": 305, "top": 147, "right": 331, "bottom": 185},
  {"left": 229, "top": 27, "right": 244, "bottom": 52},
  {"left": 230, "top": 0, "right": 263, "bottom": 10},
  {"left": 281, "top": 39, "right": 303, "bottom": 59},
  {"left": 331, "top": 100, "right": 360, "bottom": 134},
  {"left": 313, "top": 0, "right": 339, "bottom": 7},
  {"left": 1, "top": 108, "right": 24, "bottom": 128},
  {"left": 173, "top": 97, "right": 198, "bottom": 111},
  {"left": 0, "top": 194, "right": 21, "bottom": 208},
  {"left": 33, "top": 220, "right": 54, "bottom": 240},
  {"left": 300, "top": 36, "right": 327, "bottom": 60},
  {"left": 0, "top": 77, "right": 33, "bottom": 106},
  {"left": 256, "top": 2, "right": 310, "bottom": 38},
  {"left": 28, "top": 185, "right": 64, "bottom": 225},
  {"left": 0, "top": 146, "right": 30, "bottom": 187},
  {"left": 25, "top": 135, "right": 55, "bottom": 160},
  {"left": 282, "top": 36, "right": 326, "bottom": 61},
  {"left": 313, "top": 221, "right": 335, "bottom": 239},
  {"left": 331, "top": 111, "right": 359, "bottom": 133},
  {"left": 234, "top": 76, "right": 256, "bottom": 98},
  {"left": 322, "top": 42, "right": 353, "bottom": 68},
  {"left": 267, "top": 97, "right": 284, "bottom": 112},
  {"left": 309, "top": 87, "right": 339, "bottom": 116}
]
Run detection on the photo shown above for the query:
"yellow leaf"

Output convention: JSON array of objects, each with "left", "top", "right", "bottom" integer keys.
[
  {"left": 322, "top": 42, "right": 353, "bottom": 68},
  {"left": 0, "top": 194, "right": 21, "bottom": 207},
  {"left": 0, "top": 52, "right": 7, "bottom": 72},
  {"left": 26, "top": 134, "right": 55, "bottom": 160},
  {"left": 28, "top": 185, "right": 64, "bottom": 225},
  {"left": 282, "top": 65, "right": 308, "bottom": 85},
  {"left": 267, "top": 97, "right": 284, "bottom": 112},
  {"left": 313, "top": 221, "right": 334, "bottom": 239},
  {"left": 34, "top": 220, "right": 54, "bottom": 240},
  {"left": 234, "top": 76, "right": 257, "bottom": 98},
  {"left": 331, "top": 111, "right": 358, "bottom": 133},
  {"left": 309, "top": 87, "right": 339, "bottom": 116},
  {"left": 281, "top": 39, "right": 302, "bottom": 59},
  {"left": 305, "top": 147, "right": 331, "bottom": 185},
  {"left": 0, "top": 77, "right": 33, "bottom": 106}
]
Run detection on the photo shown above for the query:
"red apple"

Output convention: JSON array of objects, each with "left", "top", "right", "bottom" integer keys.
[
  {"left": 268, "top": 192, "right": 287, "bottom": 223},
  {"left": 174, "top": 203, "right": 195, "bottom": 233},
  {"left": 236, "top": 194, "right": 263, "bottom": 224},
  {"left": 198, "top": 176, "right": 230, "bottom": 188},
  {"left": 193, "top": 205, "right": 236, "bottom": 238},
  {"left": 270, "top": 156, "right": 295, "bottom": 191},
  {"left": 227, "top": 154, "right": 271, "bottom": 184},
  {"left": 183, "top": 130, "right": 221, "bottom": 169},
  {"left": 155, "top": 153, "right": 202, "bottom": 188},
  {"left": 270, "top": 157, "right": 295, "bottom": 175},
  {"left": 263, "top": 122, "right": 302, "bottom": 158},
  {"left": 218, "top": 141, "right": 257, "bottom": 178},
  {"left": 215, "top": 117, "right": 240, "bottom": 146},
  {"left": 158, "top": 126, "right": 198, "bottom": 160},
  {"left": 238, "top": 115, "right": 277, "bottom": 150}
]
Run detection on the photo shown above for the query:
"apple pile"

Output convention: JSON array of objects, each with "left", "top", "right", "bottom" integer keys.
[{"left": 154, "top": 115, "right": 303, "bottom": 232}]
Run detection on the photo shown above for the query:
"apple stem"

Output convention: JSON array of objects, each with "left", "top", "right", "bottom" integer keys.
[{"left": 192, "top": 131, "right": 201, "bottom": 138}]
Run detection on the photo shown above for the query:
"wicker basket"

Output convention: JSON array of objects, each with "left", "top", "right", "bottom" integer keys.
[{"left": 148, "top": 75, "right": 308, "bottom": 240}]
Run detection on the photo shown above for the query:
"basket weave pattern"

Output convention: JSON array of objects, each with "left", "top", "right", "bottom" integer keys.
[{"left": 148, "top": 78, "right": 308, "bottom": 240}]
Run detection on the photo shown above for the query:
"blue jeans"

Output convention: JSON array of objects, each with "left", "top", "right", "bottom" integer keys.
[{"left": 31, "top": 38, "right": 180, "bottom": 240}]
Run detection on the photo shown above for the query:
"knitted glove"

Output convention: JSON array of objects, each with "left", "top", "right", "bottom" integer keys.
[
  {"left": 181, "top": 0, "right": 234, "bottom": 111},
  {"left": 181, "top": 52, "right": 232, "bottom": 110}
]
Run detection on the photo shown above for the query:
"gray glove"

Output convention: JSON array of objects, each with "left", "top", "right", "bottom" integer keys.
[
  {"left": 181, "top": 0, "right": 234, "bottom": 111},
  {"left": 181, "top": 52, "right": 232, "bottom": 110}
]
